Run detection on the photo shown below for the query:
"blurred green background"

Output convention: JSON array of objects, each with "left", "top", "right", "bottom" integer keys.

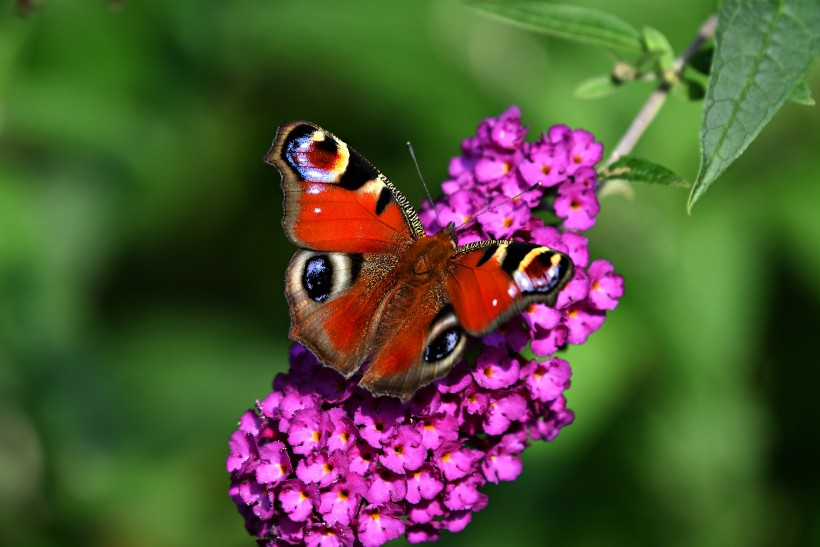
[{"left": 1, "top": 1, "right": 818, "bottom": 546}]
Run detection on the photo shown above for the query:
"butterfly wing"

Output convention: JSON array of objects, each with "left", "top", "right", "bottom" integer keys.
[
  {"left": 284, "top": 250, "right": 396, "bottom": 376},
  {"left": 447, "top": 240, "right": 574, "bottom": 335},
  {"left": 266, "top": 121, "right": 426, "bottom": 253}
]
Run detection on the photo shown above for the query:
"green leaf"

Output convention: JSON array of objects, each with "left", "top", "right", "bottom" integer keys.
[
  {"left": 642, "top": 26, "right": 675, "bottom": 71},
  {"left": 467, "top": 0, "right": 643, "bottom": 54},
  {"left": 600, "top": 156, "right": 690, "bottom": 188},
  {"left": 689, "top": 0, "right": 820, "bottom": 211},
  {"left": 574, "top": 74, "right": 620, "bottom": 99},
  {"left": 788, "top": 80, "right": 815, "bottom": 105}
]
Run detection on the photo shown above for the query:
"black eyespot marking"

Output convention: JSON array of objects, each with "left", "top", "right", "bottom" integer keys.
[
  {"left": 312, "top": 131, "right": 338, "bottom": 154},
  {"left": 424, "top": 328, "right": 462, "bottom": 363},
  {"left": 303, "top": 255, "right": 333, "bottom": 302},
  {"left": 339, "top": 148, "right": 379, "bottom": 190},
  {"left": 500, "top": 243, "right": 532, "bottom": 275},
  {"left": 283, "top": 126, "right": 315, "bottom": 174},
  {"left": 375, "top": 187, "right": 393, "bottom": 216},
  {"left": 286, "top": 124, "right": 315, "bottom": 148},
  {"left": 476, "top": 245, "right": 498, "bottom": 268}
]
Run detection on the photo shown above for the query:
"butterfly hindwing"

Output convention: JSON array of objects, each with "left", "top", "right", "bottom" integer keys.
[
  {"left": 284, "top": 250, "right": 398, "bottom": 377},
  {"left": 359, "top": 296, "right": 467, "bottom": 400},
  {"left": 447, "top": 241, "right": 574, "bottom": 335},
  {"left": 266, "top": 121, "right": 425, "bottom": 254}
]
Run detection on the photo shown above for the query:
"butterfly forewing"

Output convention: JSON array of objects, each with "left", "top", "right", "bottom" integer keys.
[
  {"left": 448, "top": 241, "right": 574, "bottom": 335},
  {"left": 266, "top": 121, "right": 425, "bottom": 254}
]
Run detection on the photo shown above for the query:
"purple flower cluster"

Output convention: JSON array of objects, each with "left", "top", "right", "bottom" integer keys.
[{"left": 228, "top": 107, "right": 623, "bottom": 546}]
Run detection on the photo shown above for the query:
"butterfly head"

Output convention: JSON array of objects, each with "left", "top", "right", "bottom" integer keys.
[{"left": 443, "top": 220, "right": 457, "bottom": 243}]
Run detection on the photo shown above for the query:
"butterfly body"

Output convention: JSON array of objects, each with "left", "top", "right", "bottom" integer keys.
[{"left": 267, "top": 121, "right": 574, "bottom": 401}]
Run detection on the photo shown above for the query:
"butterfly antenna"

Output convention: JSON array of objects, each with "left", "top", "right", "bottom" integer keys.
[
  {"left": 406, "top": 141, "right": 442, "bottom": 230},
  {"left": 454, "top": 182, "right": 542, "bottom": 232}
]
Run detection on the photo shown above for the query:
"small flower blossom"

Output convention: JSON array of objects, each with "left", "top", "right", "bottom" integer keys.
[
  {"left": 319, "top": 473, "right": 367, "bottom": 526},
  {"left": 305, "top": 523, "right": 355, "bottom": 547},
  {"left": 482, "top": 433, "right": 525, "bottom": 483},
  {"left": 417, "top": 414, "right": 459, "bottom": 450},
  {"left": 483, "top": 393, "right": 528, "bottom": 435},
  {"left": 228, "top": 107, "right": 623, "bottom": 546},
  {"left": 366, "top": 467, "right": 407, "bottom": 504},
  {"left": 296, "top": 449, "right": 347, "bottom": 488},
  {"left": 554, "top": 169, "right": 601, "bottom": 230},
  {"left": 279, "top": 479, "right": 319, "bottom": 522},
  {"left": 588, "top": 259, "right": 625, "bottom": 310},
  {"left": 255, "top": 441, "right": 292, "bottom": 485},
  {"left": 405, "top": 465, "right": 445, "bottom": 504},
  {"left": 473, "top": 346, "right": 520, "bottom": 390},
  {"left": 380, "top": 425, "right": 427, "bottom": 474},
  {"left": 522, "top": 357, "right": 572, "bottom": 403},
  {"left": 358, "top": 504, "right": 406, "bottom": 547}
]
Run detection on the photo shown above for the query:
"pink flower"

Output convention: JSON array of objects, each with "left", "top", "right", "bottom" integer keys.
[
  {"left": 305, "top": 524, "right": 355, "bottom": 547},
  {"left": 554, "top": 169, "right": 601, "bottom": 230},
  {"left": 379, "top": 425, "right": 427, "bottom": 474},
  {"left": 318, "top": 473, "right": 367, "bottom": 526},
  {"left": 473, "top": 346, "right": 521, "bottom": 389},
  {"left": 588, "top": 259, "right": 625, "bottom": 310},
  {"left": 296, "top": 449, "right": 347, "bottom": 488},
  {"left": 522, "top": 357, "right": 572, "bottom": 403},
  {"left": 279, "top": 479, "right": 319, "bottom": 522},
  {"left": 357, "top": 504, "right": 405, "bottom": 547},
  {"left": 255, "top": 441, "right": 292, "bottom": 485}
]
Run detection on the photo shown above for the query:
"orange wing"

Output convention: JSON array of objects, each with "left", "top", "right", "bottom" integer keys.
[
  {"left": 447, "top": 241, "right": 574, "bottom": 335},
  {"left": 266, "top": 121, "right": 425, "bottom": 253}
]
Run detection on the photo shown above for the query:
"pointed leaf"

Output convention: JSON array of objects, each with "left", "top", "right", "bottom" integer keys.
[
  {"left": 642, "top": 26, "right": 675, "bottom": 71},
  {"left": 689, "top": 0, "right": 820, "bottom": 211},
  {"left": 788, "top": 80, "right": 814, "bottom": 105},
  {"left": 600, "top": 156, "right": 690, "bottom": 188},
  {"left": 574, "top": 75, "right": 620, "bottom": 99},
  {"left": 467, "top": 0, "right": 643, "bottom": 54}
]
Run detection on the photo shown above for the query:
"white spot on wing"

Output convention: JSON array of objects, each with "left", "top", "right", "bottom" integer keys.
[{"left": 513, "top": 270, "right": 534, "bottom": 292}]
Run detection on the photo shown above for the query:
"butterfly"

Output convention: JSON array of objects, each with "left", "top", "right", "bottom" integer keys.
[{"left": 265, "top": 121, "right": 574, "bottom": 401}]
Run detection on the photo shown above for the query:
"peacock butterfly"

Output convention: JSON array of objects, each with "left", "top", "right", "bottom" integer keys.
[{"left": 265, "top": 121, "right": 574, "bottom": 401}]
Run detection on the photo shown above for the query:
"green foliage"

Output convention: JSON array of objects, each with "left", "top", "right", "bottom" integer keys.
[
  {"left": 573, "top": 74, "right": 619, "bottom": 99},
  {"left": 690, "top": 0, "right": 820, "bottom": 210},
  {"left": 641, "top": 26, "right": 675, "bottom": 72},
  {"left": 467, "top": 0, "right": 643, "bottom": 53},
  {"left": 600, "top": 157, "right": 690, "bottom": 188},
  {"left": 472, "top": 0, "right": 819, "bottom": 209}
]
